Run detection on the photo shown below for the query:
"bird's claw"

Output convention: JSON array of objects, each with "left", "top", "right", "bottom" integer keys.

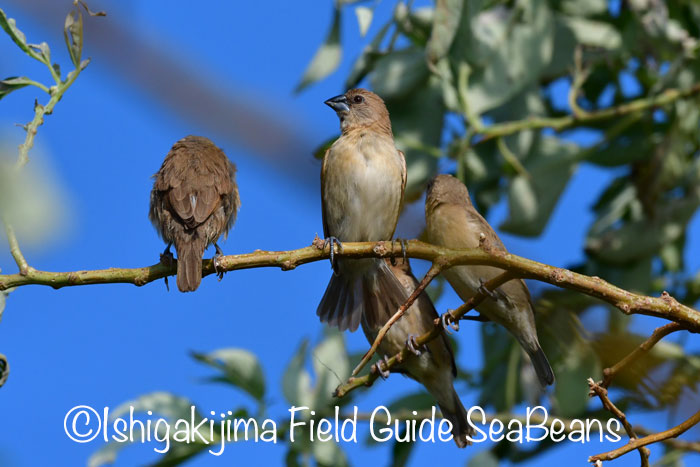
[
  {"left": 373, "top": 355, "right": 391, "bottom": 380},
  {"left": 323, "top": 237, "right": 343, "bottom": 274},
  {"left": 213, "top": 243, "right": 225, "bottom": 281},
  {"left": 390, "top": 238, "right": 409, "bottom": 266},
  {"left": 406, "top": 334, "right": 423, "bottom": 356},
  {"left": 160, "top": 243, "right": 175, "bottom": 266},
  {"left": 478, "top": 278, "right": 498, "bottom": 300},
  {"left": 441, "top": 312, "right": 459, "bottom": 333}
]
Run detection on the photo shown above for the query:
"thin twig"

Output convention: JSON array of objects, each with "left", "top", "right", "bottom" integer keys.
[
  {"left": 588, "top": 378, "right": 650, "bottom": 466},
  {"left": 351, "top": 262, "right": 443, "bottom": 376},
  {"left": 2, "top": 217, "right": 29, "bottom": 275},
  {"left": 601, "top": 322, "right": 687, "bottom": 388},
  {"left": 473, "top": 82, "right": 700, "bottom": 146},
  {"left": 589, "top": 409, "right": 700, "bottom": 464},
  {"left": 334, "top": 272, "right": 514, "bottom": 398}
]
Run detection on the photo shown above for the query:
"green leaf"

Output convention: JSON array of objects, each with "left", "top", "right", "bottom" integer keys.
[
  {"left": 313, "top": 136, "right": 336, "bottom": 160},
  {"left": 553, "top": 345, "right": 601, "bottom": 418},
  {"left": 0, "top": 8, "right": 33, "bottom": 57},
  {"left": 64, "top": 8, "right": 83, "bottom": 68},
  {"left": 426, "top": 0, "right": 463, "bottom": 63},
  {"left": 560, "top": 15, "right": 622, "bottom": 50},
  {"left": 89, "top": 392, "right": 206, "bottom": 467},
  {"left": 282, "top": 339, "right": 313, "bottom": 407},
  {"left": 500, "top": 137, "right": 579, "bottom": 237},
  {"left": 296, "top": 7, "right": 341, "bottom": 93},
  {"left": 0, "top": 77, "right": 32, "bottom": 100},
  {"left": 29, "top": 42, "right": 51, "bottom": 65},
  {"left": 354, "top": 6, "right": 373, "bottom": 37},
  {"left": 312, "top": 329, "right": 349, "bottom": 409},
  {"left": 560, "top": 0, "right": 608, "bottom": 16},
  {"left": 345, "top": 20, "right": 391, "bottom": 89},
  {"left": 192, "top": 348, "right": 265, "bottom": 402},
  {"left": 312, "top": 437, "right": 347, "bottom": 467},
  {"left": 386, "top": 78, "right": 443, "bottom": 201},
  {"left": 370, "top": 48, "right": 428, "bottom": 100},
  {"left": 585, "top": 194, "right": 700, "bottom": 264},
  {"left": 390, "top": 431, "right": 415, "bottom": 467},
  {"left": 468, "top": 450, "right": 500, "bottom": 467},
  {"left": 454, "top": 0, "right": 555, "bottom": 114}
]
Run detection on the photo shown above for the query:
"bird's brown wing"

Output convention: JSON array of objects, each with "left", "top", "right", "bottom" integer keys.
[
  {"left": 320, "top": 147, "right": 331, "bottom": 238},
  {"left": 393, "top": 149, "right": 407, "bottom": 234},
  {"left": 163, "top": 160, "right": 230, "bottom": 230}
]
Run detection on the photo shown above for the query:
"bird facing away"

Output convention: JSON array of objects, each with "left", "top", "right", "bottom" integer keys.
[
  {"left": 362, "top": 259, "right": 474, "bottom": 448},
  {"left": 149, "top": 135, "right": 240, "bottom": 292},
  {"left": 425, "top": 174, "right": 554, "bottom": 387},
  {"left": 316, "top": 88, "right": 409, "bottom": 332}
]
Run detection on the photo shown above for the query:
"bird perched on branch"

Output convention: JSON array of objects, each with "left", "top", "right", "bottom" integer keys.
[
  {"left": 316, "top": 88, "right": 408, "bottom": 332},
  {"left": 149, "top": 135, "right": 240, "bottom": 292},
  {"left": 425, "top": 174, "right": 554, "bottom": 387},
  {"left": 362, "top": 258, "right": 473, "bottom": 448}
]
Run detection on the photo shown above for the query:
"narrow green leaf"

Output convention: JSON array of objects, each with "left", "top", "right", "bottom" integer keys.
[
  {"left": 468, "top": 450, "right": 500, "bottom": 467},
  {"left": 282, "top": 339, "right": 313, "bottom": 407},
  {"left": 0, "top": 77, "right": 32, "bottom": 100},
  {"left": 296, "top": 7, "right": 341, "bottom": 93},
  {"left": 354, "top": 6, "right": 373, "bottom": 37},
  {"left": 0, "top": 8, "right": 32, "bottom": 56},
  {"left": 88, "top": 392, "right": 205, "bottom": 467},
  {"left": 370, "top": 48, "right": 428, "bottom": 99},
  {"left": 426, "top": 0, "right": 463, "bottom": 63},
  {"left": 29, "top": 42, "right": 51, "bottom": 64},
  {"left": 192, "top": 348, "right": 266, "bottom": 402},
  {"left": 500, "top": 137, "right": 579, "bottom": 237},
  {"left": 345, "top": 20, "right": 391, "bottom": 89},
  {"left": 561, "top": 15, "right": 622, "bottom": 50},
  {"left": 64, "top": 9, "right": 84, "bottom": 68},
  {"left": 312, "top": 330, "right": 349, "bottom": 409}
]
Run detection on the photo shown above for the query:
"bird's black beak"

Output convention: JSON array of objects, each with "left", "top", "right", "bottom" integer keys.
[{"left": 324, "top": 94, "right": 350, "bottom": 113}]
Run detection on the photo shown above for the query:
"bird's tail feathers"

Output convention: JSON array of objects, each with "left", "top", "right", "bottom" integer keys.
[
  {"left": 437, "top": 389, "right": 473, "bottom": 448},
  {"left": 527, "top": 344, "right": 555, "bottom": 387},
  {"left": 175, "top": 236, "right": 206, "bottom": 292},
  {"left": 317, "top": 259, "right": 408, "bottom": 332}
]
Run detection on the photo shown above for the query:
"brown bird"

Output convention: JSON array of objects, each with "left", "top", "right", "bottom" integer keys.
[
  {"left": 149, "top": 135, "right": 240, "bottom": 292},
  {"left": 362, "top": 258, "right": 474, "bottom": 448},
  {"left": 316, "top": 88, "right": 408, "bottom": 332},
  {"left": 425, "top": 174, "right": 554, "bottom": 387}
]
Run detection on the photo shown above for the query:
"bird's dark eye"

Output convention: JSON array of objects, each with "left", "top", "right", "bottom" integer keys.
[{"left": 353, "top": 95, "right": 364, "bottom": 104}]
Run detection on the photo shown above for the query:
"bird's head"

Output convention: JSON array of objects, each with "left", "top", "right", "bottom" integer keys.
[
  {"left": 425, "top": 174, "right": 474, "bottom": 211},
  {"left": 324, "top": 88, "right": 391, "bottom": 135}
]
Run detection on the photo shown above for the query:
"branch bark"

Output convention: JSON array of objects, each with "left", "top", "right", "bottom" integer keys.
[
  {"left": 473, "top": 82, "right": 700, "bottom": 145},
  {"left": 1, "top": 239, "right": 697, "bottom": 329},
  {"left": 589, "top": 409, "right": 700, "bottom": 464},
  {"left": 588, "top": 378, "right": 650, "bottom": 466}
]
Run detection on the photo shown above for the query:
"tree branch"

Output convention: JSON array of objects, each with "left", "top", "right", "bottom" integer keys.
[
  {"left": 2, "top": 239, "right": 696, "bottom": 329},
  {"left": 588, "top": 378, "right": 650, "bottom": 466},
  {"left": 351, "top": 261, "right": 444, "bottom": 376},
  {"left": 589, "top": 409, "right": 700, "bottom": 464},
  {"left": 473, "top": 82, "right": 700, "bottom": 145},
  {"left": 601, "top": 322, "right": 688, "bottom": 389},
  {"left": 333, "top": 272, "right": 514, "bottom": 398}
]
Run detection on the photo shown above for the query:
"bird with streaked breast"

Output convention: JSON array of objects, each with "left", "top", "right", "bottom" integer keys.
[
  {"left": 425, "top": 174, "right": 554, "bottom": 387},
  {"left": 316, "top": 88, "right": 409, "bottom": 333},
  {"left": 149, "top": 135, "right": 240, "bottom": 292}
]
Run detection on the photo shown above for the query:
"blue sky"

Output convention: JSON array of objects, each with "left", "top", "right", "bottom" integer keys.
[{"left": 0, "top": 1, "right": 698, "bottom": 466}]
